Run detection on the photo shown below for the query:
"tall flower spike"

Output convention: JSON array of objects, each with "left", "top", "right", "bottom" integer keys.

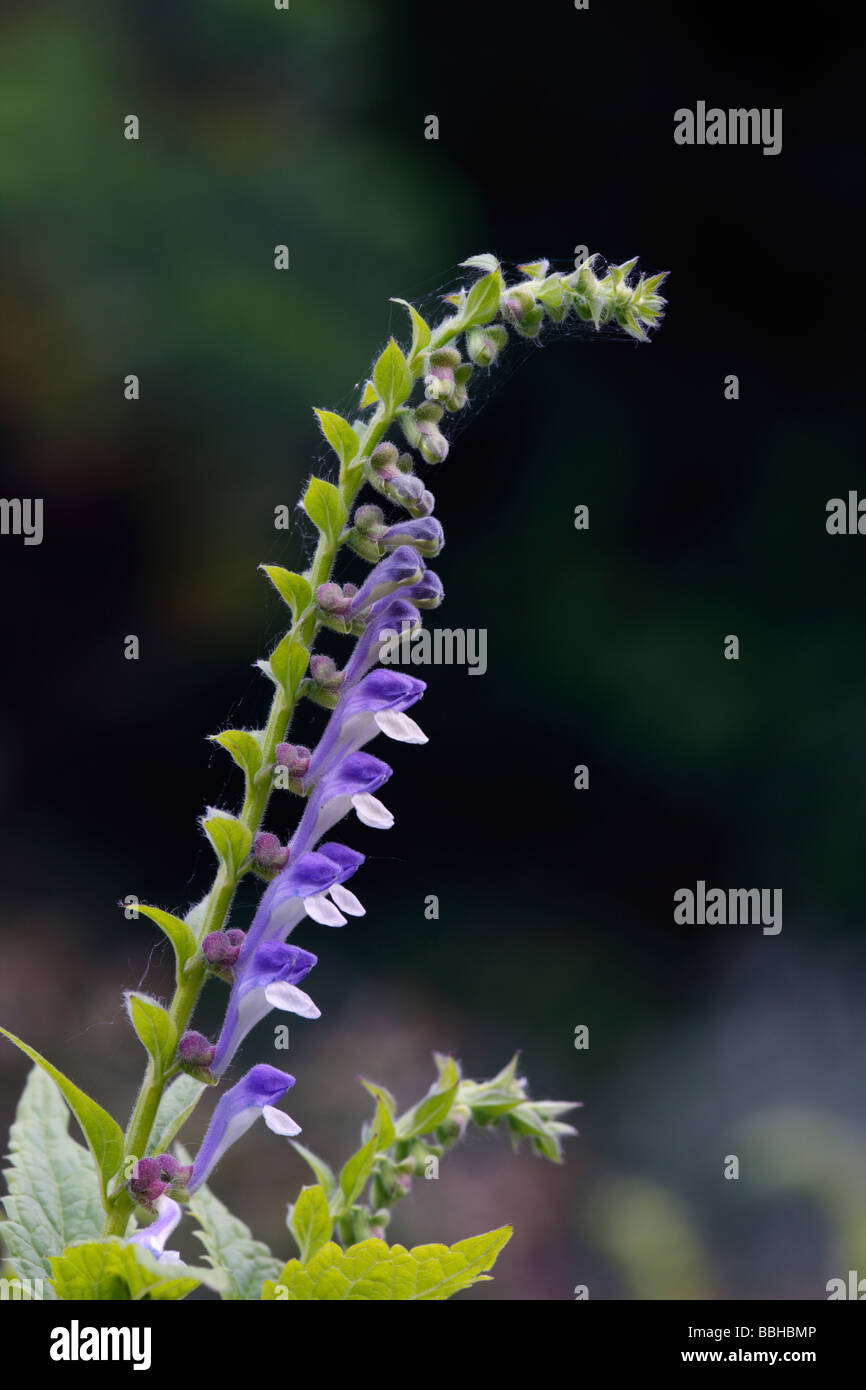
[
  {"left": 211, "top": 942, "right": 319, "bottom": 1078},
  {"left": 289, "top": 752, "right": 394, "bottom": 858},
  {"left": 305, "top": 669, "right": 427, "bottom": 784},
  {"left": 188, "top": 1064, "right": 299, "bottom": 1193}
]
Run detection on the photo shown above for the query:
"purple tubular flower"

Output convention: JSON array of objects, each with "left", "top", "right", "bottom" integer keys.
[
  {"left": 305, "top": 669, "right": 427, "bottom": 784},
  {"left": 342, "top": 598, "right": 422, "bottom": 689},
  {"left": 289, "top": 752, "right": 394, "bottom": 859},
  {"left": 188, "top": 1064, "right": 299, "bottom": 1193},
  {"left": 130, "top": 1195, "right": 183, "bottom": 1264},
  {"left": 381, "top": 517, "right": 444, "bottom": 558},
  {"left": 211, "top": 942, "right": 319, "bottom": 1078},
  {"left": 396, "top": 570, "right": 444, "bottom": 609},
  {"left": 239, "top": 848, "right": 363, "bottom": 962},
  {"left": 347, "top": 546, "right": 425, "bottom": 617}
]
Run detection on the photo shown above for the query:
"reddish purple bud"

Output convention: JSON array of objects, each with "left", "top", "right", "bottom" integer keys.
[
  {"left": 128, "top": 1157, "right": 169, "bottom": 1207},
  {"left": 275, "top": 743, "right": 312, "bottom": 778},
  {"left": 155, "top": 1153, "right": 194, "bottom": 1188},
  {"left": 225, "top": 928, "right": 246, "bottom": 951},
  {"left": 353, "top": 504, "right": 387, "bottom": 538},
  {"left": 309, "top": 654, "right": 344, "bottom": 693},
  {"left": 202, "top": 930, "right": 244, "bottom": 969},
  {"left": 178, "top": 1031, "right": 215, "bottom": 1068},
  {"left": 253, "top": 831, "right": 290, "bottom": 870},
  {"left": 316, "top": 582, "right": 353, "bottom": 617}
]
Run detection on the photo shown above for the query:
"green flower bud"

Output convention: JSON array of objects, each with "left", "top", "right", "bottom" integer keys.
[{"left": 465, "top": 324, "right": 507, "bottom": 367}]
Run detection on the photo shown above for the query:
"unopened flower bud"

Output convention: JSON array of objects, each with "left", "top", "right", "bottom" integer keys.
[
  {"left": 178, "top": 1031, "right": 215, "bottom": 1070},
  {"left": 423, "top": 346, "right": 462, "bottom": 402},
  {"left": 202, "top": 930, "right": 244, "bottom": 970},
  {"left": 382, "top": 516, "right": 444, "bottom": 558},
  {"left": 275, "top": 743, "right": 311, "bottom": 779},
  {"left": 465, "top": 323, "right": 508, "bottom": 367},
  {"left": 155, "top": 1153, "right": 194, "bottom": 1193},
  {"left": 253, "top": 831, "right": 290, "bottom": 871},
  {"left": 128, "top": 1157, "right": 169, "bottom": 1208},
  {"left": 503, "top": 288, "right": 544, "bottom": 338},
  {"left": 353, "top": 504, "right": 387, "bottom": 538},
  {"left": 309, "top": 654, "right": 345, "bottom": 694},
  {"left": 369, "top": 441, "right": 400, "bottom": 477},
  {"left": 401, "top": 403, "right": 449, "bottom": 465},
  {"left": 316, "top": 582, "right": 353, "bottom": 619}
]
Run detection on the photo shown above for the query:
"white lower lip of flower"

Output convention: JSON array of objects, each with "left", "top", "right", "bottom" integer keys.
[
  {"left": 262, "top": 1105, "right": 301, "bottom": 1136},
  {"left": 303, "top": 892, "right": 347, "bottom": 926},
  {"left": 351, "top": 792, "right": 394, "bottom": 828},
  {"left": 374, "top": 709, "right": 427, "bottom": 743},
  {"left": 264, "top": 981, "right": 321, "bottom": 1018},
  {"left": 329, "top": 883, "right": 365, "bottom": 916}
]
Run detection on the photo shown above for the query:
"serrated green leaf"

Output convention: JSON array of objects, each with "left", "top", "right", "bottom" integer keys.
[
  {"left": 49, "top": 1237, "right": 228, "bottom": 1301},
  {"left": 187, "top": 1170, "right": 282, "bottom": 1300},
  {"left": 0, "top": 1028, "right": 124, "bottom": 1203},
  {"left": 302, "top": 476, "right": 348, "bottom": 546},
  {"left": 125, "top": 993, "right": 177, "bottom": 1077},
  {"left": 461, "top": 269, "right": 503, "bottom": 328},
  {"left": 336, "top": 1098, "right": 393, "bottom": 1214},
  {"left": 202, "top": 812, "right": 252, "bottom": 880},
  {"left": 390, "top": 297, "right": 431, "bottom": 364},
  {"left": 290, "top": 1185, "right": 333, "bottom": 1263},
  {"left": 265, "top": 1226, "right": 512, "bottom": 1300},
  {"left": 131, "top": 904, "right": 198, "bottom": 986},
  {"left": 260, "top": 565, "right": 313, "bottom": 624},
  {"left": 372, "top": 338, "right": 413, "bottom": 416},
  {"left": 313, "top": 409, "right": 359, "bottom": 474},
  {"left": 209, "top": 729, "right": 263, "bottom": 783},
  {"left": 290, "top": 1141, "right": 337, "bottom": 1197},
  {"left": 149, "top": 1075, "right": 206, "bottom": 1156},
  {"left": 0, "top": 1068, "right": 103, "bottom": 1297}
]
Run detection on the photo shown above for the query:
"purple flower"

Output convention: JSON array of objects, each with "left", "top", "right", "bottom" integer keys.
[
  {"left": 239, "top": 846, "right": 365, "bottom": 962},
  {"left": 381, "top": 517, "right": 444, "bottom": 558},
  {"left": 211, "top": 942, "right": 319, "bottom": 1078},
  {"left": 305, "top": 669, "right": 427, "bottom": 785},
  {"left": 347, "top": 547, "right": 425, "bottom": 617},
  {"left": 289, "top": 752, "right": 394, "bottom": 859},
  {"left": 188, "top": 1064, "right": 299, "bottom": 1193},
  {"left": 342, "top": 597, "right": 422, "bottom": 689},
  {"left": 130, "top": 1195, "right": 183, "bottom": 1264},
  {"left": 396, "top": 570, "right": 444, "bottom": 609}
]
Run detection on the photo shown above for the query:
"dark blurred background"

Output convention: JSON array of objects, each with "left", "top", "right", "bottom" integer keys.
[{"left": 1, "top": 0, "right": 864, "bottom": 1299}]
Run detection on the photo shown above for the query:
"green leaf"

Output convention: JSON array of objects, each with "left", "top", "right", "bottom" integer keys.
[
  {"left": 129, "top": 904, "right": 198, "bottom": 986},
  {"left": 359, "top": 1078, "right": 397, "bottom": 1119},
  {"left": 260, "top": 564, "right": 313, "bottom": 623},
  {"left": 397, "top": 1056, "right": 460, "bottom": 1139},
  {"left": 372, "top": 338, "right": 413, "bottom": 416},
  {"left": 0, "top": 1028, "right": 124, "bottom": 1203},
  {"left": 49, "top": 1238, "right": 228, "bottom": 1301},
  {"left": 209, "top": 729, "right": 263, "bottom": 783},
  {"left": 301, "top": 476, "right": 348, "bottom": 546},
  {"left": 460, "top": 253, "right": 500, "bottom": 273},
  {"left": 313, "top": 409, "right": 359, "bottom": 473},
  {"left": 359, "top": 379, "right": 378, "bottom": 408},
  {"left": 125, "top": 993, "right": 177, "bottom": 1077},
  {"left": 268, "top": 633, "right": 309, "bottom": 699},
  {"left": 336, "top": 1098, "right": 394, "bottom": 1214},
  {"left": 461, "top": 269, "right": 503, "bottom": 328},
  {"left": 290, "top": 1185, "right": 333, "bottom": 1263},
  {"left": 263, "top": 1226, "right": 512, "bottom": 1300},
  {"left": 202, "top": 811, "right": 252, "bottom": 880},
  {"left": 390, "top": 298, "right": 431, "bottom": 364},
  {"left": 187, "top": 1169, "right": 282, "bottom": 1300},
  {"left": 290, "top": 1141, "right": 337, "bottom": 1197},
  {"left": 149, "top": 1074, "right": 206, "bottom": 1156},
  {"left": 0, "top": 1067, "right": 103, "bottom": 1297}
]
